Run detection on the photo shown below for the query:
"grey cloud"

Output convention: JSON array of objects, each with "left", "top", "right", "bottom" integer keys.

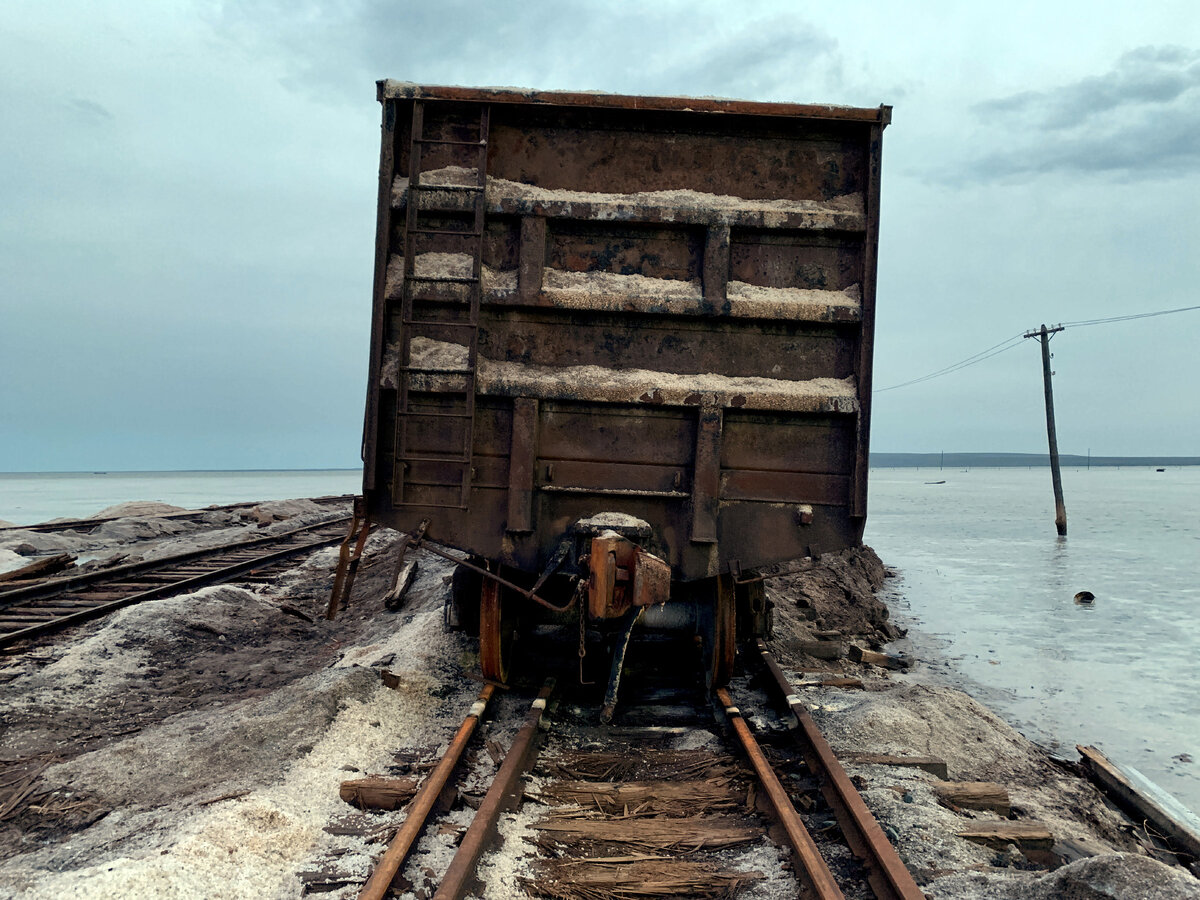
[
  {"left": 976, "top": 45, "right": 1200, "bottom": 129},
  {"left": 958, "top": 45, "right": 1200, "bottom": 182},
  {"left": 66, "top": 97, "right": 114, "bottom": 123},
  {"left": 207, "top": 1, "right": 846, "bottom": 103}
]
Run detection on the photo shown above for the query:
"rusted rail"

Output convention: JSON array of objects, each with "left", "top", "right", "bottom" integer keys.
[
  {"left": 716, "top": 686, "right": 846, "bottom": 899},
  {"left": 358, "top": 684, "right": 496, "bottom": 900},
  {"left": 757, "top": 639, "right": 926, "bottom": 900},
  {"left": 0, "top": 517, "right": 352, "bottom": 649},
  {"left": 434, "top": 679, "right": 555, "bottom": 900}
]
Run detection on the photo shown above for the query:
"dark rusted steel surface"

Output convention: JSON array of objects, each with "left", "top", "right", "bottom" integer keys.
[
  {"left": 358, "top": 684, "right": 495, "bottom": 900},
  {"left": 757, "top": 641, "right": 925, "bottom": 900},
  {"left": 362, "top": 83, "right": 888, "bottom": 585}
]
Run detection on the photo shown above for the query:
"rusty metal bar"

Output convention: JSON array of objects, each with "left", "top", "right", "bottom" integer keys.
[
  {"left": 518, "top": 215, "right": 546, "bottom": 299},
  {"left": 358, "top": 684, "right": 496, "bottom": 900},
  {"left": 756, "top": 641, "right": 925, "bottom": 900},
  {"left": 691, "top": 406, "right": 722, "bottom": 543},
  {"left": 505, "top": 398, "right": 538, "bottom": 533},
  {"left": 715, "top": 687, "right": 844, "bottom": 900},
  {"left": 702, "top": 224, "right": 730, "bottom": 306},
  {"left": 433, "top": 678, "right": 555, "bottom": 900},
  {"left": 327, "top": 500, "right": 366, "bottom": 619},
  {"left": 407, "top": 535, "right": 574, "bottom": 614}
]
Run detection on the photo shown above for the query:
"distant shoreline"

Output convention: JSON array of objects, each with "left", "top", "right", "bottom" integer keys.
[
  {"left": 871, "top": 452, "right": 1200, "bottom": 468},
  {"left": 0, "top": 468, "right": 362, "bottom": 476}
]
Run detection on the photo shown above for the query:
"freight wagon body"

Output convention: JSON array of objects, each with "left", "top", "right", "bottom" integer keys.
[{"left": 358, "top": 82, "right": 888, "bottom": 692}]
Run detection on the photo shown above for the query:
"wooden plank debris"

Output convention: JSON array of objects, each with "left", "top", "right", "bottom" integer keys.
[
  {"left": 934, "top": 781, "right": 1011, "bottom": 815},
  {"left": 533, "top": 814, "right": 760, "bottom": 851},
  {"left": 956, "top": 820, "right": 1054, "bottom": 851},
  {"left": 383, "top": 559, "right": 419, "bottom": 610},
  {"left": 523, "top": 857, "right": 763, "bottom": 899},
  {"left": 798, "top": 639, "right": 846, "bottom": 660},
  {"left": 1077, "top": 744, "right": 1200, "bottom": 859},
  {"left": 537, "top": 779, "right": 744, "bottom": 816},
  {"left": 849, "top": 644, "right": 908, "bottom": 669},
  {"left": 339, "top": 776, "right": 418, "bottom": 811},
  {"left": 0, "top": 553, "right": 76, "bottom": 583},
  {"left": 841, "top": 753, "right": 949, "bottom": 779}
]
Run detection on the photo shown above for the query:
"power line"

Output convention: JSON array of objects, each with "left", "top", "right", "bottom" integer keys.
[
  {"left": 875, "top": 303, "right": 1199, "bottom": 393},
  {"left": 873, "top": 332, "right": 1024, "bottom": 392},
  {"left": 1060, "top": 303, "right": 1200, "bottom": 329}
]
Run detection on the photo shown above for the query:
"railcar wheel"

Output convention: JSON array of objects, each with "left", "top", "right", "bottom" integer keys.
[
  {"left": 701, "top": 574, "right": 736, "bottom": 689},
  {"left": 479, "top": 578, "right": 515, "bottom": 683}
]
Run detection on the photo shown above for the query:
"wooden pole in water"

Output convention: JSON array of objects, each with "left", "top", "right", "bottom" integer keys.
[{"left": 1024, "top": 324, "right": 1067, "bottom": 535}]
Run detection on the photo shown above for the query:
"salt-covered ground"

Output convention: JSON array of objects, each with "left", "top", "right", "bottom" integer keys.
[{"left": 0, "top": 503, "right": 1197, "bottom": 899}]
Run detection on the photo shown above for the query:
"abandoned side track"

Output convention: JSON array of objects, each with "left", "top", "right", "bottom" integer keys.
[
  {"left": 0, "top": 516, "right": 353, "bottom": 650},
  {"left": 347, "top": 645, "right": 922, "bottom": 900}
]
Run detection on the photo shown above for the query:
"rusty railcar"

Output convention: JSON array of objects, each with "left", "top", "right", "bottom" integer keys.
[{"left": 357, "top": 82, "right": 888, "bottom": 699}]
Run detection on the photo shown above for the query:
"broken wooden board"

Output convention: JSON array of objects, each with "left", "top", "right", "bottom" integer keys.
[
  {"left": 1078, "top": 744, "right": 1200, "bottom": 859},
  {"left": 841, "top": 753, "right": 949, "bottom": 779},
  {"left": 798, "top": 639, "right": 845, "bottom": 660},
  {"left": 536, "top": 779, "right": 745, "bottom": 816},
  {"left": 533, "top": 814, "right": 760, "bottom": 851},
  {"left": 383, "top": 559, "right": 419, "bottom": 610},
  {"left": 339, "top": 776, "right": 418, "bottom": 811},
  {"left": 934, "top": 781, "right": 1011, "bottom": 815},
  {"left": 522, "top": 857, "right": 763, "bottom": 899},
  {"left": 849, "top": 645, "right": 908, "bottom": 669},
  {"left": 957, "top": 820, "right": 1054, "bottom": 851},
  {"left": 0, "top": 553, "right": 76, "bottom": 583},
  {"left": 543, "top": 749, "right": 740, "bottom": 783}
]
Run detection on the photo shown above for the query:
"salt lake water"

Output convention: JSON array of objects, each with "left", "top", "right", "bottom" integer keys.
[
  {"left": 866, "top": 465, "right": 1200, "bottom": 816},
  {"left": 0, "top": 470, "right": 361, "bottom": 525},
  {"left": 3, "top": 466, "right": 1197, "bottom": 814}
]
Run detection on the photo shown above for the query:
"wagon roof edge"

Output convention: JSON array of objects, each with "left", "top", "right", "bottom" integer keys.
[{"left": 377, "top": 81, "right": 891, "bottom": 126}]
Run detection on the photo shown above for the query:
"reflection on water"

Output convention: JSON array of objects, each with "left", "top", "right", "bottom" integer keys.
[{"left": 866, "top": 466, "right": 1200, "bottom": 816}]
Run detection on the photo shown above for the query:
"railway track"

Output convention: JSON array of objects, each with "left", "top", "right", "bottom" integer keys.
[
  {"left": 323, "top": 640, "right": 923, "bottom": 900},
  {"left": 0, "top": 515, "right": 353, "bottom": 649}
]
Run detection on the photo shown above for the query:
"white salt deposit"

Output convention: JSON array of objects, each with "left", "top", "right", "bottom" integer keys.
[
  {"left": 22, "top": 677, "right": 438, "bottom": 900},
  {"left": 384, "top": 343, "right": 859, "bottom": 412},
  {"left": 383, "top": 252, "right": 516, "bottom": 300},
  {"left": 543, "top": 267, "right": 701, "bottom": 300},
  {"left": 475, "top": 787, "right": 546, "bottom": 900},
  {"left": 90, "top": 501, "right": 187, "bottom": 519},
  {"left": 392, "top": 166, "right": 865, "bottom": 228},
  {"left": 0, "top": 547, "right": 28, "bottom": 574}
]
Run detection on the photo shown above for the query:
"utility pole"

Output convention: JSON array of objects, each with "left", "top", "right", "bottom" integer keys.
[{"left": 1024, "top": 324, "right": 1067, "bottom": 535}]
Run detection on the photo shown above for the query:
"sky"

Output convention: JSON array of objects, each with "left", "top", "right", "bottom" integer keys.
[{"left": 1, "top": 0, "right": 1198, "bottom": 471}]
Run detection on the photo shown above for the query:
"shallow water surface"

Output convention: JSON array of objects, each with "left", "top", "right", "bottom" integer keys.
[
  {"left": 865, "top": 466, "right": 1200, "bottom": 815},
  {"left": 0, "top": 469, "right": 361, "bottom": 525}
]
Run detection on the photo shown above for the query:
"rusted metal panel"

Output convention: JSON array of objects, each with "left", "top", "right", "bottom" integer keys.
[
  {"left": 853, "top": 123, "right": 885, "bottom": 520},
  {"left": 702, "top": 225, "right": 731, "bottom": 305},
  {"left": 691, "top": 408, "right": 723, "bottom": 544},
  {"left": 517, "top": 215, "right": 546, "bottom": 299},
  {"left": 363, "top": 85, "right": 887, "bottom": 581},
  {"left": 362, "top": 98, "right": 398, "bottom": 490},
  {"left": 506, "top": 398, "right": 537, "bottom": 532}
]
